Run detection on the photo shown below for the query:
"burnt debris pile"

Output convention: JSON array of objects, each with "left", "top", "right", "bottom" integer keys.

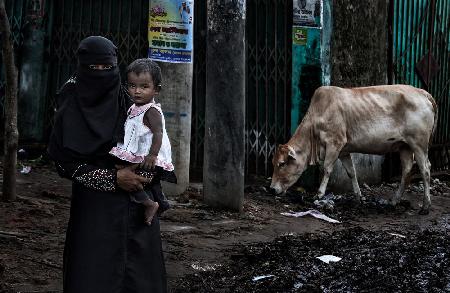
[{"left": 175, "top": 227, "right": 450, "bottom": 292}]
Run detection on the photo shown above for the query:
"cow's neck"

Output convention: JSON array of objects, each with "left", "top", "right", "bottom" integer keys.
[{"left": 288, "top": 115, "right": 318, "bottom": 165}]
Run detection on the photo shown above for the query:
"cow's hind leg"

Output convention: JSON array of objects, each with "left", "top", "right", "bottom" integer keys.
[
  {"left": 411, "top": 146, "right": 431, "bottom": 215},
  {"left": 317, "top": 144, "right": 342, "bottom": 199},
  {"left": 339, "top": 153, "right": 362, "bottom": 203},
  {"left": 390, "top": 146, "right": 414, "bottom": 206}
]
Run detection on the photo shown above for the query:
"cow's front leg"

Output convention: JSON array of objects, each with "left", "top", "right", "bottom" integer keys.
[
  {"left": 339, "top": 153, "right": 362, "bottom": 202},
  {"left": 316, "top": 145, "right": 342, "bottom": 199}
]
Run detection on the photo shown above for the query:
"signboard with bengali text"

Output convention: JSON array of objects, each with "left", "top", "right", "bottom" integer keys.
[{"left": 148, "top": 0, "right": 194, "bottom": 63}]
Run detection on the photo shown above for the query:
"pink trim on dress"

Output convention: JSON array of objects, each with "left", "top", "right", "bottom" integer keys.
[
  {"left": 156, "top": 158, "right": 174, "bottom": 171},
  {"left": 109, "top": 147, "right": 145, "bottom": 163},
  {"left": 127, "top": 103, "right": 154, "bottom": 118}
]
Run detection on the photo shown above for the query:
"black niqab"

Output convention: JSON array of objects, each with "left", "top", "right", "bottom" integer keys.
[{"left": 48, "top": 36, "right": 128, "bottom": 162}]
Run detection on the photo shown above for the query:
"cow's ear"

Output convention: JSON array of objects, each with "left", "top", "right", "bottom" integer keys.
[{"left": 287, "top": 145, "right": 296, "bottom": 160}]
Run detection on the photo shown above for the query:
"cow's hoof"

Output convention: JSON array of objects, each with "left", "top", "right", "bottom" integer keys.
[{"left": 418, "top": 208, "right": 430, "bottom": 215}]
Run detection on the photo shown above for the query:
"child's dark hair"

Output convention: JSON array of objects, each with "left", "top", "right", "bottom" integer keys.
[{"left": 126, "top": 58, "right": 162, "bottom": 91}]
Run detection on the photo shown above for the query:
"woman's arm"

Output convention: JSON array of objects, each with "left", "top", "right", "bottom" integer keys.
[
  {"left": 55, "top": 161, "right": 117, "bottom": 191},
  {"left": 55, "top": 160, "right": 151, "bottom": 192}
]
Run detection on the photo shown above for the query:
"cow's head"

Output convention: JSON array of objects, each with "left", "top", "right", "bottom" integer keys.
[{"left": 270, "top": 144, "right": 308, "bottom": 194}]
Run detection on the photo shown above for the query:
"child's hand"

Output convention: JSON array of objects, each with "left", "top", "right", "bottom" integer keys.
[{"left": 140, "top": 155, "right": 157, "bottom": 171}]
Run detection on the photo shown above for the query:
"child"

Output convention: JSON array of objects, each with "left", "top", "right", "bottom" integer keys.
[{"left": 110, "top": 58, "right": 176, "bottom": 225}]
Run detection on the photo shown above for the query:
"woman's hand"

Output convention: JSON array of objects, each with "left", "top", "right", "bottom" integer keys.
[{"left": 116, "top": 164, "right": 151, "bottom": 192}]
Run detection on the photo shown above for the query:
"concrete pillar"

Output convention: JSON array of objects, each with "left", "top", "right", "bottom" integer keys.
[
  {"left": 203, "top": 0, "right": 246, "bottom": 212},
  {"left": 159, "top": 63, "right": 193, "bottom": 195}
]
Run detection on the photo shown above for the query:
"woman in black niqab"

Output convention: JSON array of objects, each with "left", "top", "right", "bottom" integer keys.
[
  {"left": 48, "top": 36, "right": 127, "bottom": 162},
  {"left": 48, "top": 36, "right": 167, "bottom": 293}
]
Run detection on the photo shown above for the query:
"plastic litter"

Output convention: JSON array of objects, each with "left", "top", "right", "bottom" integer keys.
[
  {"left": 281, "top": 209, "right": 340, "bottom": 223},
  {"left": 191, "top": 262, "right": 221, "bottom": 272},
  {"left": 295, "top": 186, "right": 306, "bottom": 193},
  {"left": 20, "top": 165, "right": 32, "bottom": 174},
  {"left": 314, "top": 199, "right": 335, "bottom": 210},
  {"left": 252, "top": 275, "right": 274, "bottom": 282},
  {"left": 316, "top": 255, "right": 342, "bottom": 264},
  {"left": 388, "top": 232, "right": 406, "bottom": 238}
]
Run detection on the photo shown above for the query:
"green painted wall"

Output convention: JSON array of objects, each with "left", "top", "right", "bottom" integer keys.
[
  {"left": 290, "top": 0, "right": 331, "bottom": 188},
  {"left": 291, "top": 0, "right": 331, "bottom": 132},
  {"left": 291, "top": 27, "right": 321, "bottom": 132}
]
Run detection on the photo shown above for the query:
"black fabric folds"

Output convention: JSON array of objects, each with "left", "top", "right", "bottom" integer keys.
[{"left": 48, "top": 36, "right": 129, "bottom": 162}]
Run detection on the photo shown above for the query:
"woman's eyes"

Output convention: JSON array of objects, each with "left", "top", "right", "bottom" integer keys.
[{"left": 89, "top": 64, "right": 113, "bottom": 70}]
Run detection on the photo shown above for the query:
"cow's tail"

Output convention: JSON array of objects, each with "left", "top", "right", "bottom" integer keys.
[{"left": 426, "top": 92, "right": 438, "bottom": 146}]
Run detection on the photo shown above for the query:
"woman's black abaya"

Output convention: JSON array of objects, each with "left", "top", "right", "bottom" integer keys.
[
  {"left": 63, "top": 161, "right": 166, "bottom": 293},
  {"left": 48, "top": 36, "right": 167, "bottom": 293}
]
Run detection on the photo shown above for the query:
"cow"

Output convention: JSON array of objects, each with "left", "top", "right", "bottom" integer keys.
[{"left": 270, "top": 85, "right": 437, "bottom": 214}]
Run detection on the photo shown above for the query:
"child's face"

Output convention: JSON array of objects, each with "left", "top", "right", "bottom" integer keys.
[{"left": 127, "top": 71, "right": 159, "bottom": 105}]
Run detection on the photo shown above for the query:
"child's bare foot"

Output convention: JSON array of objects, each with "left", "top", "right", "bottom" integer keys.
[{"left": 143, "top": 200, "right": 159, "bottom": 225}]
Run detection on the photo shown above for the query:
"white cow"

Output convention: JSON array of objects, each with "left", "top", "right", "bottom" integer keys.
[{"left": 270, "top": 85, "right": 437, "bottom": 214}]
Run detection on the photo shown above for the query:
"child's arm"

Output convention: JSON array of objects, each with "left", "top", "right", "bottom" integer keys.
[{"left": 141, "top": 108, "right": 163, "bottom": 170}]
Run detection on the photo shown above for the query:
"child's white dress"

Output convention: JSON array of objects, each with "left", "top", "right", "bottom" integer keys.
[{"left": 110, "top": 102, "right": 174, "bottom": 171}]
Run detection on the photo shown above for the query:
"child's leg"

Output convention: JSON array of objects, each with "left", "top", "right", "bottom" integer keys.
[
  {"left": 130, "top": 190, "right": 159, "bottom": 225},
  {"left": 141, "top": 198, "right": 159, "bottom": 226},
  {"left": 148, "top": 181, "right": 170, "bottom": 214}
]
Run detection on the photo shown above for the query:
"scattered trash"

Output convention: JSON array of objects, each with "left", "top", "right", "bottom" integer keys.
[
  {"left": 323, "top": 192, "right": 335, "bottom": 200},
  {"left": 388, "top": 232, "right": 406, "bottom": 238},
  {"left": 375, "top": 198, "right": 389, "bottom": 205},
  {"left": 281, "top": 232, "right": 296, "bottom": 237},
  {"left": 20, "top": 165, "right": 32, "bottom": 174},
  {"left": 313, "top": 199, "right": 335, "bottom": 210},
  {"left": 191, "top": 262, "right": 221, "bottom": 272},
  {"left": 281, "top": 209, "right": 340, "bottom": 223},
  {"left": 294, "top": 282, "right": 303, "bottom": 289},
  {"left": 316, "top": 255, "right": 342, "bottom": 264},
  {"left": 17, "top": 149, "right": 28, "bottom": 160},
  {"left": 162, "top": 225, "right": 195, "bottom": 232},
  {"left": 387, "top": 183, "right": 398, "bottom": 188},
  {"left": 252, "top": 274, "right": 274, "bottom": 282},
  {"left": 295, "top": 186, "right": 306, "bottom": 193}
]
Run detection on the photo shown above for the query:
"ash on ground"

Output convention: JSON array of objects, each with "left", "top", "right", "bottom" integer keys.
[{"left": 175, "top": 227, "right": 450, "bottom": 293}]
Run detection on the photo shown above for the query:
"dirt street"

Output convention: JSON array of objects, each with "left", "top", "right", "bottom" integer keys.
[{"left": 1, "top": 157, "right": 450, "bottom": 292}]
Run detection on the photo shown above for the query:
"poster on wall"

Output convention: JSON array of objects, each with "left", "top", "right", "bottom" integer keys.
[
  {"left": 293, "top": 27, "right": 308, "bottom": 45},
  {"left": 293, "top": 0, "right": 321, "bottom": 27},
  {"left": 148, "top": 0, "right": 194, "bottom": 63}
]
